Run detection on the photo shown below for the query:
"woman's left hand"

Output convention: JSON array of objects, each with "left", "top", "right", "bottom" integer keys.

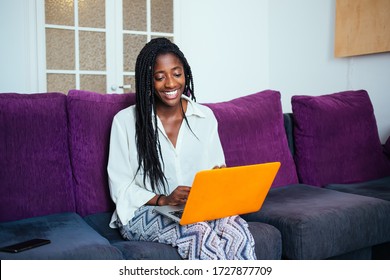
[{"left": 162, "top": 186, "right": 191, "bottom": 206}]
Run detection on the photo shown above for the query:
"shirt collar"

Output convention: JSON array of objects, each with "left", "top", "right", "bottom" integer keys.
[{"left": 182, "top": 95, "right": 205, "bottom": 118}]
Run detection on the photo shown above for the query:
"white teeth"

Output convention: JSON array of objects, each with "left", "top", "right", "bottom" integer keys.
[{"left": 165, "top": 90, "right": 177, "bottom": 96}]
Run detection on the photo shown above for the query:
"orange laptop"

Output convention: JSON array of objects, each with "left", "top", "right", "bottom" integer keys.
[{"left": 154, "top": 162, "right": 280, "bottom": 225}]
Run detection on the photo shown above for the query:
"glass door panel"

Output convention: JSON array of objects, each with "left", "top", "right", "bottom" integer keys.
[
  {"left": 151, "top": 0, "right": 173, "bottom": 33},
  {"left": 45, "top": 0, "right": 74, "bottom": 26},
  {"left": 78, "top": 0, "right": 105, "bottom": 28},
  {"left": 47, "top": 74, "right": 76, "bottom": 94},
  {"left": 123, "top": 34, "right": 147, "bottom": 73},
  {"left": 46, "top": 28, "right": 75, "bottom": 70},
  {"left": 123, "top": 0, "right": 147, "bottom": 31}
]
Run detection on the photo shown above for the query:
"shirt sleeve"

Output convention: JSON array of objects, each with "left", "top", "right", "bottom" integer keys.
[{"left": 107, "top": 113, "right": 155, "bottom": 228}]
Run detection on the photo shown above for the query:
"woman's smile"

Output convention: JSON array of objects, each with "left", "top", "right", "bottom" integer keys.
[{"left": 162, "top": 89, "right": 179, "bottom": 99}]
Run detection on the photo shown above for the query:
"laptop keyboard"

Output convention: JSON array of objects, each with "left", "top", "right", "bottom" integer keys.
[{"left": 169, "top": 209, "right": 184, "bottom": 219}]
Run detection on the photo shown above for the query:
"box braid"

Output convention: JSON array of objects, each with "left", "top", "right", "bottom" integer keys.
[{"left": 134, "top": 37, "right": 196, "bottom": 194}]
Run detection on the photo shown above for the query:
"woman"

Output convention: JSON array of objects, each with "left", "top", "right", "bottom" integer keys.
[{"left": 107, "top": 37, "right": 256, "bottom": 260}]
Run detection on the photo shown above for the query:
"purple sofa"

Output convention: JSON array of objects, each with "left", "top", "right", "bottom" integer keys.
[{"left": 1, "top": 89, "right": 389, "bottom": 260}]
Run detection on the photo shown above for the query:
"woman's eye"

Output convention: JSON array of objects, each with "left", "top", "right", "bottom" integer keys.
[
  {"left": 154, "top": 76, "right": 164, "bottom": 81},
  {"left": 174, "top": 73, "right": 182, "bottom": 78}
]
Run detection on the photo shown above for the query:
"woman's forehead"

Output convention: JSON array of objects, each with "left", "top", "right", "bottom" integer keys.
[{"left": 154, "top": 53, "right": 184, "bottom": 71}]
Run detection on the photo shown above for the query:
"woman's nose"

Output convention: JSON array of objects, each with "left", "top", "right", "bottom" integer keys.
[{"left": 165, "top": 76, "right": 176, "bottom": 88}]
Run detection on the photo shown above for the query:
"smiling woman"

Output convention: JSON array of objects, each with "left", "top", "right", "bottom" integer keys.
[
  {"left": 134, "top": 38, "right": 195, "bottom": 193},
  {"left": 106, "top": 37, "right": 258, "bottom": 260}
]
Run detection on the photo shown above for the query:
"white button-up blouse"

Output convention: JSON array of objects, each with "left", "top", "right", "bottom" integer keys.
[{"left": 107, "top": 95, "right": 226, "bottom": 228}]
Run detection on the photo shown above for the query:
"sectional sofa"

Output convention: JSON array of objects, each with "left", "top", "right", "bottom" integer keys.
[{"left": 1, "top": 89, "right": 389, "bottom": 260}]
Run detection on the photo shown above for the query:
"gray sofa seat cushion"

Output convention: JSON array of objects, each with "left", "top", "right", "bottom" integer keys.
[
  {"left": 84, "top": 212, "right": 181, "bottom": 260},
  {"left": 84, "top": 212, "right": 282, "bottom": 260},
  {"left": 248, "top": 221, "right": 282, "bottom": 260},
  {"left": 242, "top": 184, "right": 390, "bottom": 260},
  {"left": 325, "top": 176, "right": 390, "bottom": 201},
  {"left": 0, "top": 212, "right": 123, "bottom": 260},
  {"left": 325, "top": 176, "right": 390, "bottom": 260},
  {"left": 113, "top": 240, "right": 181, "bottom": 260}
]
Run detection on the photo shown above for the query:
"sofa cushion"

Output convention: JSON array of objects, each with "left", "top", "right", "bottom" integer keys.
[
  {"left": 247, "top": 221, "right": 282, "bottom": 260},
  {"left": 325, "top": 176, "right": 390, "bottom": 201},
  {"left": 113, "top": 222, "right": 283, "bottom": 260},
  {"left": 292, "top": 90, "right": 390, "bottom": 186},
  {"left": 67, "top": 90, "right": 136, "bottom": 216},
  {"left": 84, "top": 212, "right": 283, "bottom": 260},
  {"left": 0, "top": 93, "right": 75, "bottom": 222},
  {"left": 0, "top": 212, "right": 123, "bottom": 259},
  {"left": 242, "top": 184, "right": 390, "bottom": 259},
  {"left": 113, "top": 240, "right": 182, "bottom": 260},
  {"left": 205, "top": 90, "right": 299, "bottom": 187},
  {"left": 84, "top": 212, "right": 125, "bottom": 243},
  {"left": 84, "top": 211, "right": 183, "bottom": 259}
]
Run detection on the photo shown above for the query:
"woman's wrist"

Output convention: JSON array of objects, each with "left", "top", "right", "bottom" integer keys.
[{"left": 155, "top": 194, "right": 165, "bottom": 206}]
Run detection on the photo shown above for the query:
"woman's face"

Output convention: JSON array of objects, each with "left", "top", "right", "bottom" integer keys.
[{"left": 153, "top": 53, "right": 185, "bottom": 109}]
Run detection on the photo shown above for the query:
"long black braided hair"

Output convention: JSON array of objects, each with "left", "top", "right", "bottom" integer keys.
[{"left": 134, "top": 37, "right": 196, "bottom": 194}]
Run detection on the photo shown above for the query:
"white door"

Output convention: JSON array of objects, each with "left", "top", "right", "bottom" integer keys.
[{"left": 38, "top": 0, "right": 174, "bottom": 94}]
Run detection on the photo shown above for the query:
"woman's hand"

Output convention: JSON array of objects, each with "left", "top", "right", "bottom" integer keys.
[
  {"left": 212, "top": 164, "right": 226, "bottom": 169},
  {"left": 160, "top": 186, "right": 190, "bottom": 206}
]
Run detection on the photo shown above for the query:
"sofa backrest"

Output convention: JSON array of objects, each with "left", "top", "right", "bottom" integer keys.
[
  {"left": 0, "top": 93, "right": 75, "bottom": 222},
  {"left": 205, "top": 90, "right": 299, "bottom": 187},
  {"left": 4, "top": 89, "right": 387, "bottom": 221},
  {"left": 67, "top": 90, "right": 136, "bottom": 216}
]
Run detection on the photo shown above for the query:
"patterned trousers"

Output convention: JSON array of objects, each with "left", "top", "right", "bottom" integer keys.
[{"left": 118, "top": 206, "right": 257, "bottom": 260}]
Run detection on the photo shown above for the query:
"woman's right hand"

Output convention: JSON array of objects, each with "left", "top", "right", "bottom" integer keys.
[{"left": 161, "top": 186, "right": 190, "bottom": 206}]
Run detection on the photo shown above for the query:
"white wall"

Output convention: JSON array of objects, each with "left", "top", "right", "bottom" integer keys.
[
  {"left": 0, "top": 0, "right": 38, "bottom": 93},
  {"left": 1, "top": 0, "right": 389, "bottom": 142},
  {"left": 268, "top": 0, "right": 390, "bottom": 142},
  {"left": 174, "top": 0, "right": 269, "bottom": 103}
]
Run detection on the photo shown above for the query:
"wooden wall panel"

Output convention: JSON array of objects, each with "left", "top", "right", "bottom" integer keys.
[{"left": 335, "top": 0, "right": 390, "bottom": 57}]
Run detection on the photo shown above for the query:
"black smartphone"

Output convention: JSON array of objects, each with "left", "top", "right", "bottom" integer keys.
[{"left": 0, "top": 238, "right": 51, "bottom": 253}]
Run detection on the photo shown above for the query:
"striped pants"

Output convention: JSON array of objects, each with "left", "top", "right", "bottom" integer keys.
[{"left": 118, "top": 206, "right": 257, "bottom": 260}]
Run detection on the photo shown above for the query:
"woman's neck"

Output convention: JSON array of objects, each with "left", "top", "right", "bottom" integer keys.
[
  {"left": 156, "top": 98, "right": 188, "bottom": 147},
  {"left": 156, "top": 98, "right": 188, "bottom": 121}
]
